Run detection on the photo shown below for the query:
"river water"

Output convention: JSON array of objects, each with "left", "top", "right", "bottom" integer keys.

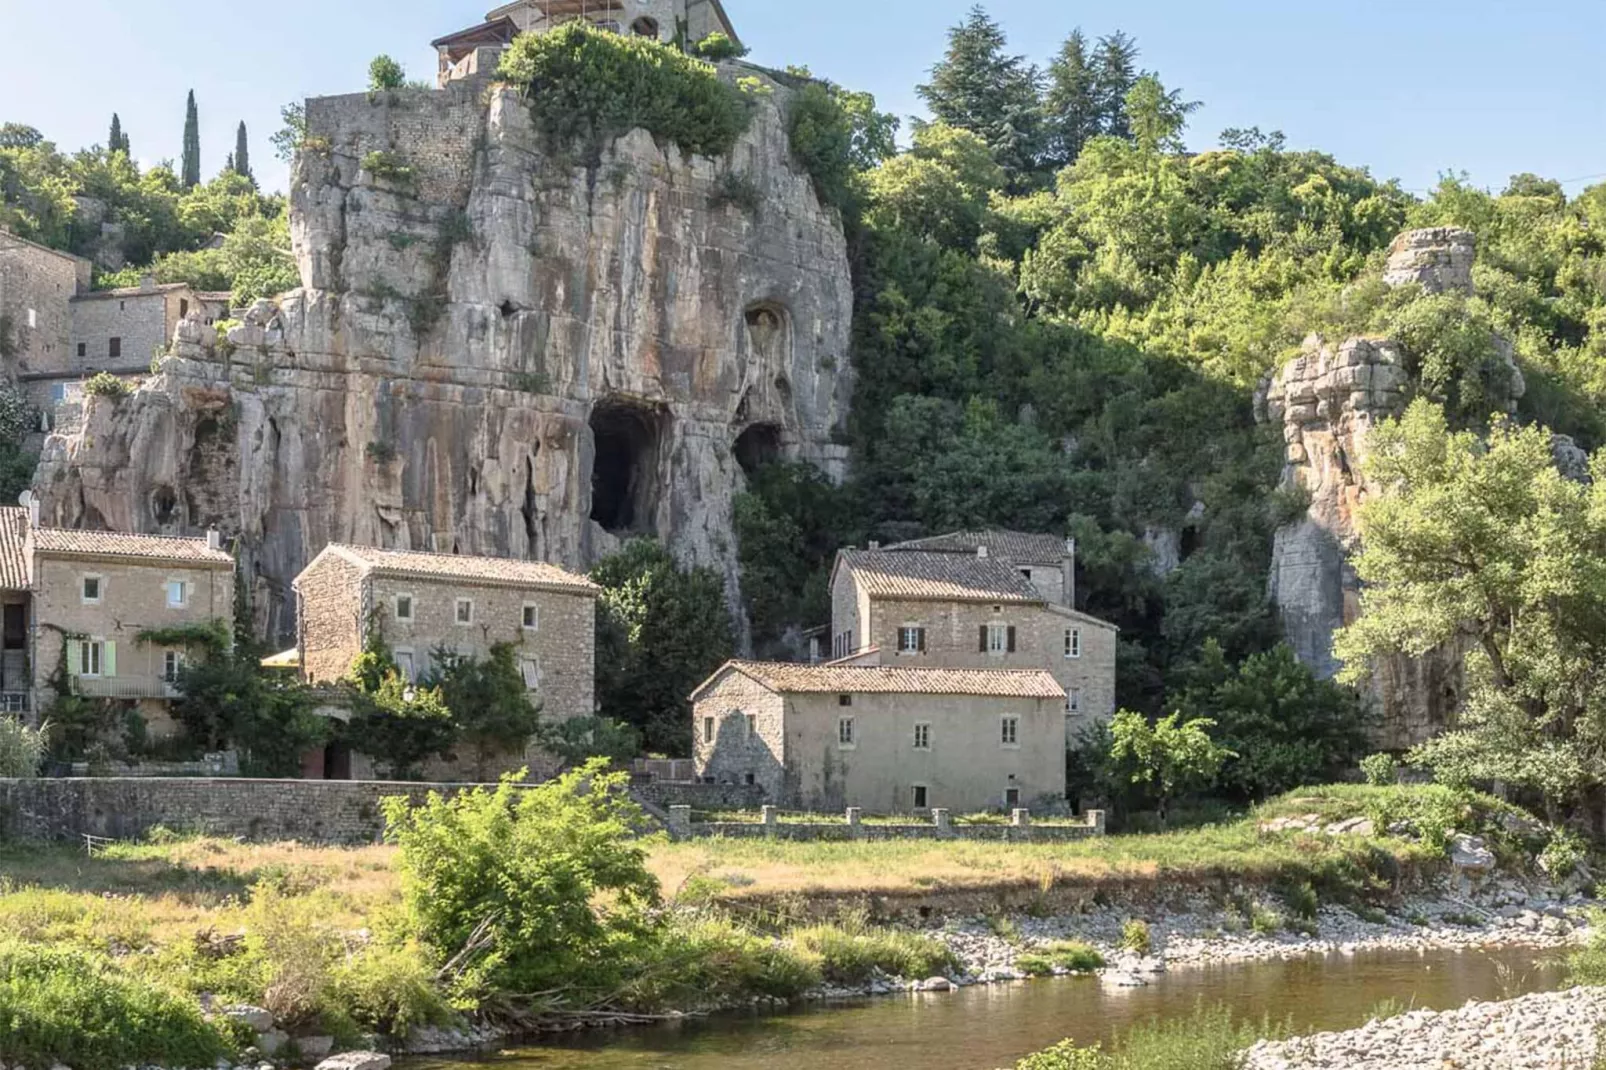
[{"left": 414, "top": 945, "right": 1569, "bottom": 1070}]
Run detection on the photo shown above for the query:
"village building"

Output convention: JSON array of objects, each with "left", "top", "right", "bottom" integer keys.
[
  {"left": 829, "top": 531, "right": 1119, "bottom": 736},
  {"left": 691, "top": 661, "right": 1067, "bottom": 813},
  {"left": 0, "top": 232, "right": 92, "bottom": 383},
  {"left": 293, "top": 543, "right": 601, "bottom": 725},
  {"left": 434, "top": 0, "right": 740, "bottom": 86}
]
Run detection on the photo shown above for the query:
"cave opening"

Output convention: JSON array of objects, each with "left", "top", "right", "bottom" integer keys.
[
  {"left": 589, "top": 400, "right": 668, "bottom": 535},
  {"left": 150, "top": 486, "right": 179, "bottom": 527},
  {"left": 734, "top": 423, "right": 782, "bottom": 477}
]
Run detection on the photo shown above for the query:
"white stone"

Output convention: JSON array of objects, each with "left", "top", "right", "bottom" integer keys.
[{"left": 314, "top": 1055, "right": 392, "bottom": 1070}]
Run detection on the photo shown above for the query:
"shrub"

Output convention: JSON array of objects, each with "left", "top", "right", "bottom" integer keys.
[
  {"left": 1568, "top": 910, "right": 1606, "bottom": 985},
  {"left": 83, "top": 372, "right": 129, "bottom": 399},
  {"left": 1009, "top": 1004, "right": 1279, "bottom": 1070},
  {"left": 1120, "top": 918, "right": 1151, "bottom": 955},
  {"left": 0, "top": 717, "right": 46, "bottom": 777},
  {"left": 1541, "top": 828, "right": 1588, "bottom": 881},
  {"left": 689, "top": 32, "right": 748, "bottom": 61},
  {"left": 497, "top": 23, "right": 752, "bottom": 162},
  {"left": 787, "top": 81, "right": 857, "bottom": 215},
  {"left": 368, "top": 55, "right": 406, "bottom": 92},
  {"left": 362, "top": 151, "right": 414, "bottom": 186},
  {"left": 1018, "top": 940, "right": 1104, "bottom": 976},
  {"left": 1282, "top": 881, "right": 1319, "bottom": 921},
  {"left": 1250, "top": 905, "right": 1285, "bottom": 934},
  {"left": 330, "top": 942, "right": 455, "bottom": 1037},
  {"left": 0, "top": 942, "right": 232, "bottom": 1070},
  {"left": 788, "top": 917, "right": 958, "bottom": 984},
  {"left": 711, "top": 171, "right": 762, "bottom": 214},
  {"left": 1361, "top": 752, "right": 1400, "bottom": 787},
  {"left": 620, "top": 914, "right": 820, "bottom": 1009}
]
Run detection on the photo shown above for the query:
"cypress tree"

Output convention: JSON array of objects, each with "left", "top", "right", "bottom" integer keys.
[
  {"left": 108, "top": 113, "right": 128, "bottom": 155},
  {"left": 181, "top": 90, "right": 201, "bottom": 188},
  {"left": 233, "top": 122, "right": 252, "bottom": 183}
]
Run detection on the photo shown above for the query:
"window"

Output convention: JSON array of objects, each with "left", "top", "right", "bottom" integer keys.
[
  {"left": 1065, "top": 628, "right": 1082, "bottom": 659},
  {"left": 898, "top": 625, "right": 926, "bottom": 655},
  {"left": 838, "top": 693, "right": 852, "bottom": 707},
  {"left": 1001, "top": 716, "right": 1020, "bottom": 747},
  {"left": 108, "top": 337, "right": 121, "bottom": 358},
  {"left": 912, "top": 785, "right": 928, "bottom": 809},
  {"left": 838, "top": 716, "right": 855, "bottom": 747},
  {"left": 455, "top": 598, "right": 474, "bottom": 625},
  {"left": 520, "top": 657, "right": 542, "bottom": 690},
  {"left": 395, "top": 650, "right": 416, "bottom": 683},
  {"left": 982, "top": 622, "right": 1014, "bottom": 655},
  {"left": 1066, "top": 688, "right": 1083, "bottom": 715},
  {"left": 743, "top": 772, "right": 756, "bottom": 786},
  {"left": 744, "top": 713, "right": 757, "bottom": 739},
  {"left": 395, "top": 594, "right": 413, "bottom": 621},
  {"left": 913, "top": 723, "right": 932, "bottom": 750},
  {"left": 703, "top": 716, "right": 715, "bottom": 743},
  {"left": 76, "top": 343, "right": 86, "bottom": 358},
  {"left": 78, "top": 640, "right": 104, "bottom": 677},
  {"left": 179, "top": 298, "right": 189, "bottom": 318},
  {"left": 52, "top": 383, "right": 67, "bottom": 403},
  {"left": 165, "top": 579, "right": 188, "bottom": 608},
  {"left": 162, "top": 650, "right": 184, "bottom": 683},
  {"left": 81, "top": 575, "right": 103, "bottom": 604},
  {"left": 1019, "top": 568, "right": 1032, "bottom": 580},
  {"left": 522, "top": 603, "right": 540, "bottom": 630}
]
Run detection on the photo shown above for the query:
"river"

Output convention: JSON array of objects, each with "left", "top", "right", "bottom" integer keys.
[{"left": 411, "top": 945, "right": 1569, "bottom": 1070}]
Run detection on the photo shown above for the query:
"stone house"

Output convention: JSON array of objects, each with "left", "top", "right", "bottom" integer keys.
[
  {"left": 435, "top": 0, "right": 740, "bottom": 86},
  {"left": 0, "top": 231, "right": 91, "bottom": 380},
  {"left": 691, "top": 660, "right": 1066, "bottom": 813},
  {"left": 26, "top": 520, "right": 235, "bottom": 733},
  {"left": 293, "top": 544, "right": 601, "bottom": 727},
  {"left": 829, "top": 531, "right": 1119, "bottom": 738}
]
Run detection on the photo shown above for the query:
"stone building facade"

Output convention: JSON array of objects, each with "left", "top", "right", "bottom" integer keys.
[
  {"left": 293, "top": 544, "right": 600, "bottom": 727},
  {"left": 67, "top": 280, "right": 200, "bottom": 378},
  {"left": 0, "top": 232, "right": 91, "bottom": 379},
  {"left": 692, "top": 661, "right": 1066, "bottom": 814},
  {"left": 829, "top": 532, "right": 1119, "bottom": 737}
]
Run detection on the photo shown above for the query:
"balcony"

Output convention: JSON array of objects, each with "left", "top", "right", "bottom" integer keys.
[{"left": 71, "top": 676, "right": 181, "bottom": 701}]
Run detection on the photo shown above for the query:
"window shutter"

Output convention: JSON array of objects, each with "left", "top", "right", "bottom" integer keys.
[
  {"left": 978, "top": 625, "right": 987, "bottom": 653},
  {"left": 67, "top": 639, "right": 81, "bottom": 677},
  {"left": 1007, "top": 626, "right": 1017, "bottom": 653},
  {"left": 918, "top": 628, "right": 927, "bottom": 653},
  {"left": 104, "top": 641, "right": 117, "bottom": 678}
]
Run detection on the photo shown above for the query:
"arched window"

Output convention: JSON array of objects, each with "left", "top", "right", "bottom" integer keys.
[{"left": 631, "top": 16, "right": 660, "bottom": 38}]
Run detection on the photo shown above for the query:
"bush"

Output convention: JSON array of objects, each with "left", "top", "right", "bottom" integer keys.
[
  {"left": 361, "top": 151, "right": 414, "bottom": 186},
  {"left": 368, "top": 55, "right": 406, "bottom": 92},
  {"left": 83, "top": 372, "right": 129, "bottom": 399},
  {"left": 620, "top": 914, "right": 820, "bottom": 1009},
  {"left": 1540, "top": 828, "right": 1588, "bottom": 881},
  {"left": 330, "top": 942, "right": 455, "bottom": 1037},
  {"left": 1017, "top": 940, "right": 1104, "bottom": 976},
  {"left": 1281, "top": 881, "right": 1319, "bottom": 922},
  {"left": 1120, "top": 918, "right": 1151, "bottom": 955},
  {"left": 1009, "top": 1004, "right": 1280, "bottom": 1069},
  {"left": 0, "top": 717, "right": 46, "bottom": 777},
  {"left": 787, "top": 81, "right": 857, "bottom": 215},
  {"left": 788, "top": 916, "right": 958, "bottom": 984},
  {"left": 690, "top": 32, "right": 747, "bottom": 62},
  {"left": 498, "top": 23, "right": 753, "bottom": 162},
  {"left": 0, "top": 942, "right": 232, "bottom": 1070},
  {"left": 1568, "top": 910, "right": 1606, "bottom": 985},
  {"left": 711, "top": 170, "right": 762, "bottom": 214},
  {"left": 1361, "top": 752, "right": 1400, "bottom": 787}
]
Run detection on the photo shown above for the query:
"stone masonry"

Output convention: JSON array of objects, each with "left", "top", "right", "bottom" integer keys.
[{"left": 0, "top": 232, "right": 90, "bottom": 377}]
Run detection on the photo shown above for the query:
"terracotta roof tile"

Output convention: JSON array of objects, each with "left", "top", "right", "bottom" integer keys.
[
  {"left": 0, "top": 508, "right": 28, "bottom": 590},
  {"left": 325, "top": 544, "right": 600, "bottom": 595},
  {"left": 838, "top": 549, "right": 1042, "bottom": 604},
  {"left": 73, "top": 283, "right": 191, "bottom": 301},
  {"left": 886, "top": 530, "right": 1070, "bottom": 565},
  {"left": 698, "top": 661, "right": 1065, "bottom": 700},
  {"left": 31, "top": 528, "right": 234, "bottom": 567}
]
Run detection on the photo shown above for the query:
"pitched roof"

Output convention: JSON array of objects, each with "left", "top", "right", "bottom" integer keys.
[
  {"left": 317, "top": 544, "right": 600, "bottom": 595},
  {"left": 886, "top": 530, "right": 1070, "bottom": 565},
  {"left": 0, "top": 508, "right": 29, "bottom": 591},
  {"left": 837, "top": 548, "right": 1042, "bottom": 604},
  {"left": 695, "top": 661, "right": 1065, "bottom": 701},
  {"left": 73, "top": 283, "right": 191, "bottom": 301},
  {"left": 31, "top": 528, "right": 234, "bottom": 568}
]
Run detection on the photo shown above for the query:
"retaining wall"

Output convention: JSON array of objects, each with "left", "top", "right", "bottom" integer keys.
[{"left": 667, "top": 805, "right": 1106, "bottom": 843}]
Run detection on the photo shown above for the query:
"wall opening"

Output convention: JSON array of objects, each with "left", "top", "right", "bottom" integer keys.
[
  {"left": 150, "top": 486, "right": 179, "bottom": 526},
  {"left": 589, "top": 399, "right": 669, "bottom": 535},
  {"left": 734, "top": 423, "right": 781, "bottom": 477},
  {"left": 630, "top": 16, "right": 660, "bottom": 37},
  {"left": 744, "top": 302, "right": 791, "bottom": 367}
]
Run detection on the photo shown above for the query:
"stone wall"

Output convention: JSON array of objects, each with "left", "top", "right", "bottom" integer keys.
[
  {"left": 0, "top": 234, "right": 87, "bottom": 377},
  {"left": 0, "top": 777, "right": 481, "bottom": 844},
  {"left": 632, "top": 777, "right": 766, "bottom": 811},
  {"left": 68, "top": 288, "right": 186, "bottom": 376},
  {"left": 670, "top": 806, "right": 1105, "bottom": 843}
]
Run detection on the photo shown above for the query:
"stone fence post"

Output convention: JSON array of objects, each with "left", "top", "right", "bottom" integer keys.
[
  {"left": 1087, "top": 809, "right": 1107, "bottom": 836},
  {"left": 761, "top": 805, "right": 778, "bottom": 837},
  {"left": 845, "top": 807, "right": 863, "bottom": 839},
  {"left": 1011, "top": 809, "right": 1031, "bottom": 828},
  {"left": 667, "top": 805, "right": 692, "bottom": 840},
  {"left": 931, "top": 808, "right": 952, "bottom": 837}
]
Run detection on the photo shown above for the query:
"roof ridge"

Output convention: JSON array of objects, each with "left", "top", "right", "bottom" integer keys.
[{"left": 36, "top": 526, "right": 216, "bottom": 545}]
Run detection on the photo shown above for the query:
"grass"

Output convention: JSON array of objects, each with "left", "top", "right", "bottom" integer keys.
[
  {"left": 1013, "top": 1003, "right": 1286, "bottom": 1069},
  {"left": 1016, "top": 940, "right": 1105, "bottom": 976}
]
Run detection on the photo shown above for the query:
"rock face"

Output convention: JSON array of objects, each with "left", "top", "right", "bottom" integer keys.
[
  {"left": 1260, "top": 228, "right": 1520, "bottom": 748},
  {"left": 33, "top": 74, "right": 854, "bottom": 642}
]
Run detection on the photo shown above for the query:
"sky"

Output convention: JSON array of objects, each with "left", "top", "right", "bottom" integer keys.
[{"left": 2, "top": 0, "right": 1603, "bottom": 198}]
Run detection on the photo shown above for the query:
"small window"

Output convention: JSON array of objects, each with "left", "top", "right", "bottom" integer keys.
[
  {"left": 1001, "top": 716, "right": 1020, "bottom": 747},
  {"left": 162, "top": 650, "right": 184, "bottom": 683},
  {"left": 838, "top": 716, "right": 855, "bottom": 747},
  {"left": 744, "top": 713, "right": 757, "bottom": 738},
  {"left": 76, "top": 343, "right": 86, "bottom": 358},
  {"left": 395, "top": 594, "right": 413, "bottom": 621},
  {"left": 912, "top": 784, "right": 928, "bottom": 809},
  {"left": 898, "top": 625, "right": 925, "bottom": 654},
  {"left": 838, "top": 694, "right": 852, "bottom": 707},
  {"left": 1066, "top": 628, "right": 1082, "bottom": 659},
  {"left": 81, "top": 575, "right": 103, "bottom": 604},
  {"left": 520, "top": 657, "right": 541, "bottom": 690},
  {"left": 1067, "top": 688, "right": 1082, "bottom": 714},
  {"left": 703, "top": 715, "right": 715, "bottom": 743},
  {"left": 455, "top": 598, "right": 474, "bottom": 625},
  {"left": 165, "top": 579, "right": 188, "bottom": 608},
  {"left": 118, "top": 300, "right": 125, "bottom": 311},
  {"left": 522, "top": 603, "right": 540, "bottom": 630},
  {"left": 79, "top": 640, "right": 104, "bottom": 677},
  {"left": 395, "top": 650, "right": 416, "bottom": 683},
  {"left": 984, "top": 622, "right": 1012, "bottom": 655},
  {"left": 744, "top": 772, "right": 756, "bottom": 786},
  {"left": 108, "top": 337, "right": 121, "bottom": 359},
  {"left": 1019, "top": 568, "right": 1032, "bottom": 580},
  {"left": 52, "top": 383, "right": 67, "bottom": 403},
  {"left": 913, "top": 722, "right": 931, "bottom": 750},
  {"left": 179, "top": 298, "right": 189, "bottom": 318}
]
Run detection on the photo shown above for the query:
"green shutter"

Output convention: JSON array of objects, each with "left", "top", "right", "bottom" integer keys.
[
  {"left": 104, "top": 641, "right": 117, "bottom": 678},
  {"left": 66, "top": 639, "right": 80, "bottom": 677}
]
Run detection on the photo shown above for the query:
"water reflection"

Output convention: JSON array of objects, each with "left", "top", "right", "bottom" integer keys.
[{"left": 413, "top": 946, "right": 1567, "bottom": 1070}]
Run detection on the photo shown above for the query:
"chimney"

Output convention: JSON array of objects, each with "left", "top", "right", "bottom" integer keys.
[
  {"left": 1061, "top": 537, "right": 1076, "bottom": 608},
  {"left": 976, "top": 545, "right": 989, "bottom": 559},
  {"left": 139, "top": 274, "right": 157, "bottom": 293},
  {"left": 26, "top": 498, "right": 40, "bottom": 531},
  {"left": 206, "top": 529, "right": 223, "bottom": 552},
  {"left": 868, "top": 540, "right": 880, "bottom": 551}
]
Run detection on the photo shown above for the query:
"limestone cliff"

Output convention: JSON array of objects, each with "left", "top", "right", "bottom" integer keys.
[
  {"left": 32, "top": 74, "right": 855, "bottom": 642},
  {"left": 1259, "top": 227, "right": 1519, "bottom": 748}
]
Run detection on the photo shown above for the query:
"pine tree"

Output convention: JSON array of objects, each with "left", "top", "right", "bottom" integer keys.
[
  {"left": 916, "top": 5, "right": 1043, "bottom": 187},
  {"left": 108, "top": 113, "right": 128, "bottom": 155},
  {"left": 1042, "top": 30, "right": 1100, "bottom": 170},
  {"left": 1090, "top": 32, "right": 1140, "bottom": 140},
  {"left": 181, "top": 90, "right": 201, "bottom": 189},
  {"left": 233, "top": 121, "right": 252, "bottom": 183}
]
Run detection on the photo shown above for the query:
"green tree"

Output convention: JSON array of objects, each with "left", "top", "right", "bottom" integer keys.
[
  {"left": 0, "top": 716, "right": 47, "bottom": 778},
  {"left": 916, "top": 5, "right": 1043, "bottom": 186},
  {"left": 1335, "top": 401, "right": 1606, "bottom": 818},
  {"left": 592, "top": 540, "right": 734, "bottom": 755},
  {"left": 1088, "top": 31, "right": 1140, "bottom": 140},
  {"left": 1107, "top": 709, "right": 1232, "bottom": 826},
  {"left": 345, "top": 632, "right": 458, "bottom": 779},
  {"left": 107, "top": 113, "right": 128, "bottom": 155},
  {"left": 180, "top": 90, "right": 200, "bottom": 189},
  {"left": 1042, "top": 30, "right": 1099, "bottom": 170},
  {"left": 368, "top": 54, "right": 406, "bottom": 92},
  {"left": 232, "top": 122, "right": 252, "bottom": 184},
  {"left": 535, "top": 716, "right": 642, "bottom": 769},
  {"left": 427, "top": 643, "right": 544, "bottom": 780}
]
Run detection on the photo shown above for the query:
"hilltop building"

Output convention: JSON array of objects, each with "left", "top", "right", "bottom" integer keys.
[{"left": 0, "top": 232, "right": 92, "bottom": 387}]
